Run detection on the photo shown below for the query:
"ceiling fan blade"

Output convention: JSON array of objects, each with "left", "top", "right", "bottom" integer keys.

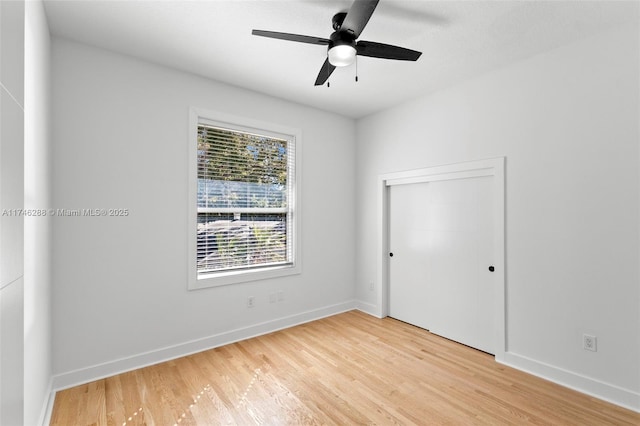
[
  {"left": 356, "top": 40, "right": 422, "bottom": 61},
  {"left": 314, "top": 58, "right": 336, "bottom": 86},
  {"left": 252, "top": 30, "right": 330, "bottom": 45},
  {"left": 340, "top": 0, "right": 379, "bottom": 38}
]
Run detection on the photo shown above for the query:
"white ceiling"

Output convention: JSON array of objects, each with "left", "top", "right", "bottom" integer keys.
[{"left": 43, "top": 0, "right": 638, "bottom": 118}]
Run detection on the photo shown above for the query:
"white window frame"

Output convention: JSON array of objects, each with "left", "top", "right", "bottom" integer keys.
[{"left": 188, "top": 108, "right": 301, "bottom": 289}]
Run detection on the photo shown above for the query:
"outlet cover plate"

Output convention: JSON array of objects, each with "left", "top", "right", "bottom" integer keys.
[{"left": 583, "top": 334, "right": 597, "bottom": 352}]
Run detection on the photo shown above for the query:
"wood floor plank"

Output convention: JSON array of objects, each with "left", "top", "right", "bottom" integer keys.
[{"left": 51, "top": 311, "right": 640, "bottom": 425}]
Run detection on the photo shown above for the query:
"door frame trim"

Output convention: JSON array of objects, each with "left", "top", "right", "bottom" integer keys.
[{"left": 377, "top": 157, "right": 506, "bottom": 361}]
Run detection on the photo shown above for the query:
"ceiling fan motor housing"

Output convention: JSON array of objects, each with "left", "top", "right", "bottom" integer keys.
[
  {"left": 329, "top": 30, "right": 356, "bottom": 50},
  {"left": 330, "top": 11, "right": 356, "bottom": 50}
]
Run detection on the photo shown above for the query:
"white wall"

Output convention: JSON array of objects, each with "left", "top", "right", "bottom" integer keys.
[
  {"left": 24, "top": 0, "right": 53, "bottom": 424},
  {"left": 51, "top": 39, "right": 356, "bottom": 386},
  {"left": 0, "top": 0, "right": 25, "bottom": 424},
  {"left": 355, "top": 23, "right": 640, "bottom": 410}
]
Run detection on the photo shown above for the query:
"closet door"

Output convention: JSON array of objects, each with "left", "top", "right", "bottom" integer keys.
[{"left": 389, "top": 176, "right": 496, "bottom": 354}]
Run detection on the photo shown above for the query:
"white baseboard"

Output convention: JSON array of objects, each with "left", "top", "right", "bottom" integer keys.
[
  {"left": 354, "top": 300, "right": 379, "bottom": 317},
  {"left": 51, "top": 300, "right": 356, "bottom": 393},
  {"left": 501, "top": 352, "right": 640, "bottom": 413}
]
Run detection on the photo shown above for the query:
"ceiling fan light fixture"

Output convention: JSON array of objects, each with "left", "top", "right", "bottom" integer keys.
[{"left": 328, "top": 44, "right": 356, "bottom": 67}]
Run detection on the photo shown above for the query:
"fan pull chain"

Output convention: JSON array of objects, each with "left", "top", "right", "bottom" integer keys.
[{"left": 355, "top": 56, "right": 359, "bottom": 82}]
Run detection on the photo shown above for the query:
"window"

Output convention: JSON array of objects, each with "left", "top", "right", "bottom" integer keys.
[{"left": 188, "top": 109, "right": 300, "bottom": 289}]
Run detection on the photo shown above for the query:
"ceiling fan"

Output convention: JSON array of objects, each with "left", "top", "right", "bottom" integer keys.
[{"left": 252, "top": 0, "right": 422, "bottom": 86}]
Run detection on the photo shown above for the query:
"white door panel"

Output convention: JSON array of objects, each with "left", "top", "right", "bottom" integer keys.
[
  {"left": 389, "top": 176, "right": 495, "bottom": 354},
  {"left": 388, "top": 182, "right": 431, "bottom": 330}
]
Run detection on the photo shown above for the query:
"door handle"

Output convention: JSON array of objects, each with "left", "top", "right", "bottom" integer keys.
[
  {"left": 488, "top": 265, "right": 495, "bottom": 272},
  {"left": 389, "top": 253, "right": 394, "bottom": 257}
]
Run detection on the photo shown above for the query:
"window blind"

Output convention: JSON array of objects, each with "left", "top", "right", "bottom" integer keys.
[{"left": 196, "top": 124, "right": 294, "bottom": 275}]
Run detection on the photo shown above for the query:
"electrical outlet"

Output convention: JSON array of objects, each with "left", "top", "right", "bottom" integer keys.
[
  {"left": 247, "top": 296, "right": 255, "bottom": 308},
  {"left": 369, "top": 281, "right": 374, "bottom": 291},
  {"left": 583, "top": 334, "right": 597, "bottom": 352},
  {"left": 277, "top": 291, "right": 284, "bottom": 302}
]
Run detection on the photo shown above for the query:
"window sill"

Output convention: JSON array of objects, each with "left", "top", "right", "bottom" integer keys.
[{"left": 189, "top": 263, "right": 301, "bottom": 290}]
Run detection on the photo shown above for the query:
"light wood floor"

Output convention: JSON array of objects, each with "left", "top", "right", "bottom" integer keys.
[{"left": 50, "top": 310, "right": 640, "bottom": 425}]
